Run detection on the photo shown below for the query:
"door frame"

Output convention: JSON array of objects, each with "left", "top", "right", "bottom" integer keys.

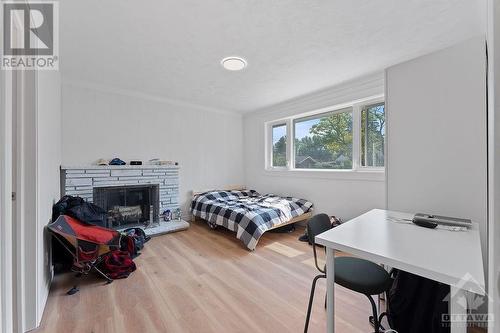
[
  {"left": 487, "top": 0, "right": 500, "bottom": 331},
  {"left": 0, "top": 51, "right": 15, "bottom": 333},
  {"left": 1, "top": 4, "right": 41, "bottom": 332}
]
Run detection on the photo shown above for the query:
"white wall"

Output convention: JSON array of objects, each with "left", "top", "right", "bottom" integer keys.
[
  {"left": 35, "top": 71, "right": 61, "bottom": 325},
  {"left": 385, "top": 36, "right": 488, "bottom": 273},
  {"left": 487, "top": 0, "right": 500, "bottom": 330},
  {"left": 243, "top": 73, "right": 386, "bottom": 221},
  {"left": 61, "top": 83, "right": 244, "bottom": 215}
]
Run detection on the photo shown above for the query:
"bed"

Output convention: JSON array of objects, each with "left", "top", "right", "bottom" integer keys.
[{"left": 191, "top": 187, "right": 313, "bottom": 250}]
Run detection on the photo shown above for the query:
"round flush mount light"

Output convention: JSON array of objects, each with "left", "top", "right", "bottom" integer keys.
[{"left": 221, "top": 56, "right": 247, "bottom": 71}]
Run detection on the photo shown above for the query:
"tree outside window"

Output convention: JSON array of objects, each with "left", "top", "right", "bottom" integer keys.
[
  {"left": 361, "top": 103, "right": 385, "bottom": 167},
  {"left": 294, "top": 109, "right": 353, "bottom": 169},
  {"left": 272, "top": 124, "right": 287, "bottom": 167}
]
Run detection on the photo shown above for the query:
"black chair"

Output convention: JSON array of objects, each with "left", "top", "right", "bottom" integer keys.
[{"left": 304, "top": 214, "right": 392, "bottom": 333}]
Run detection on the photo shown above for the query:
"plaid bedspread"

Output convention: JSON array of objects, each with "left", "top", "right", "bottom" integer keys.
[{"left": 191, "top": 190, "right": 313, "bottom": 250}]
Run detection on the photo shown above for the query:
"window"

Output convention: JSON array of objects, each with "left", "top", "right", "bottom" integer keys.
[
  {"left": 272, "top": 124, "right": 287, "bottom": 167},
  {"left": 266, "top": 98, "right": 385, "bottom": 172},
  {"left": 361, "top": 103, "right": 385, "bottom": 167},
  {"left": 294, "top": 108, "right": 353, "bottom": 169}
]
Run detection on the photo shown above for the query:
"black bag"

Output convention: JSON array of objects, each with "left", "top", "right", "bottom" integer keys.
[
  {"left": 52, "top": 195, "right": 107, "bottom": 227},
  {"left": 387, "top": 269, "right": 450, "bottom": 333},
  {"left": 121, "top": 228, "right": 151, "bottom": 258}
]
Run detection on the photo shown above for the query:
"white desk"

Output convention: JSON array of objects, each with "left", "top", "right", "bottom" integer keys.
[{"left": 315, "top": 209, "right": 485, "bottom": 333}]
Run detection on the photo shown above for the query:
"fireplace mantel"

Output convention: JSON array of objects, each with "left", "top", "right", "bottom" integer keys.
[{"left": 61, "top": 164, "right": 179, "bottom": 170}]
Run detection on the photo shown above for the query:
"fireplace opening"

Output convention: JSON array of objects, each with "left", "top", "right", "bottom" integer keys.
[{"left": 93, "top": 184, "right": 159, "bottom": 229}]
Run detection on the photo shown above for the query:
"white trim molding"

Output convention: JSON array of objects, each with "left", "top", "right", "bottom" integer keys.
[
  {"left": 62, "top": 79, "right": 240, "bottom": 117},
  {"left": 0, "top": 51, "right": 14, "bottom": 333}
]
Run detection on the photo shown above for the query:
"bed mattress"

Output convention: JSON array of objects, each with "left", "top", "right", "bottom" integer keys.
[{"left": 191, "top": 190, "right": 313, "bottom": 250}]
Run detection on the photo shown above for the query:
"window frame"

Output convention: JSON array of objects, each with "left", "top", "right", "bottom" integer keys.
[
  {"left": 269, "top": 122, "right": 289, "bottom": 169},
  {"left": 359, "top": 102, "right": 386, "bottom": 171},
  {"left": 292, "top": 106, "right": 353, "bottom": 171},
  {"left": 265, "top": 96, "right": 385, "bottom": 174}
]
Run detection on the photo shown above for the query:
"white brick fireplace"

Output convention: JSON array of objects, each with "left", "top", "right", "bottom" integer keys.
[{"left": 60, "top": 165, "right": 189, "bottom": 235}]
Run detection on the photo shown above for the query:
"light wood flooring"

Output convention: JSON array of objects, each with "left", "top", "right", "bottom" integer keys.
[{"left": 34, "top": 222, "right": 485, "bottom": 333}]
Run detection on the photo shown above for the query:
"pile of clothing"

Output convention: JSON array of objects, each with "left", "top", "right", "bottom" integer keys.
[{"left": 51, "top": 195, "right": 150, "bottom": 280}]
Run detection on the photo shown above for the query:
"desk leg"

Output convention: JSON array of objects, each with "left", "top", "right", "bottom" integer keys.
[
  {"left": 326, "top": 248, "right": 335, "bottom": 333},
  {"left": 449, "top": 286, "right": 466, "bottom": 333}
]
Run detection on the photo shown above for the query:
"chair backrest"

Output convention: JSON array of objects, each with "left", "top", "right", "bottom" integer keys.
[
  {"left": 307, "top": 214, "right": 332, "bottom": 273},
  {"left": 307, "top": 213, "right": 332, "bottom": 243}
]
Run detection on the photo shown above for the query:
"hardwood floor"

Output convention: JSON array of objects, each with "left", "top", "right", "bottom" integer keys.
[
  {"left": 35, "top": 222, "right": 486, "bottom": 333},
  {"left": 35, "top": 222, "right": 375, "bottom": 333}
]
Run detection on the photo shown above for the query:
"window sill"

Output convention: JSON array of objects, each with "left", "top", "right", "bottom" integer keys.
[{"left": 263, "top": 168, "right": 385, "bottom": 182}]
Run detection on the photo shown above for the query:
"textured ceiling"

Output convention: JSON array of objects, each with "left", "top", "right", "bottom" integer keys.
[{"left": 60, "top": 0, "right": 485, "bottom": 113}]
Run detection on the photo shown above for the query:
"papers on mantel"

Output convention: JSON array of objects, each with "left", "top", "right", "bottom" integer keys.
[{"left": 386, "top": 216, "right": 468, "bottom": 232}]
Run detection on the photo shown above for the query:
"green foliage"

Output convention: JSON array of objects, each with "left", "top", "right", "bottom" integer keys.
[
  {"left": 273, "top": 136, "right": 287, "bottom": 167},
  {"left": 295, "top": 136, "right": 331, "bottom": 161},
  {"left": 361, "top": 104, "right": 385, "bottom": 167},
  {"left": 295, "top": 112, "right": 353, "bottom": 169}
]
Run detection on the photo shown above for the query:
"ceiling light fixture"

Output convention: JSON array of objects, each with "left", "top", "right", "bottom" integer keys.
[{"left": 221, "top": 56, "right": 247, "bottom": 71}]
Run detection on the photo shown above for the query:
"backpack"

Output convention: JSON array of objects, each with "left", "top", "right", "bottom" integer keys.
[
  {"left": 121, "top": 228, "right": 151, "bottom": 258},
  {"left": 386, "top": 269, "right": 450, "bottom": 333},
  {"left": 100, "top": 250, "right": 136, "bottom": 279},
  {"left": 52, "top": 195, "right": 108, "bottom": 227}
]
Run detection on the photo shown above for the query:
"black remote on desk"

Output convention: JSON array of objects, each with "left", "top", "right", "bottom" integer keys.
[{"left": 412, "top": 219, "right": 438, "bottom": 229}]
